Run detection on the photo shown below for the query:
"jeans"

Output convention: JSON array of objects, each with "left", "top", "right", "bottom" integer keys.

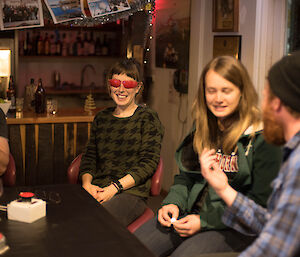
[
  {"left": 134, "top": 217, "right": 256, "bottom": 257},
  {"left": 102, "top": 192, "right": 146, "bottom": 227}
]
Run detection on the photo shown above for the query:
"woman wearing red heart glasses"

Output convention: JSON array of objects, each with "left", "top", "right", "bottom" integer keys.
[{"left": 79, "top": 58, "right": 164, "bottom": 226}]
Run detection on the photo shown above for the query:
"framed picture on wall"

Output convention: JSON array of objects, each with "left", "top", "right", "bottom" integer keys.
[
  {"left": 213, "top": 35, "right": 241, "bottom": 59},
  {"left": 212, "top": 0, "right": 239, "bottom": 32}
]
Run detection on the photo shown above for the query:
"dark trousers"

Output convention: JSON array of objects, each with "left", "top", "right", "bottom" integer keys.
[
  {"left": 134, "top": 217, "right": 256, "bottom": 257},
  {"left": 102, "top": 192, "right": 146, "bottom": 227}
]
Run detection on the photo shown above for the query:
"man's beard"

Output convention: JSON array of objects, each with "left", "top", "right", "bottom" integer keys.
[{"left": 263, "top": 109, "right": 286, "bottom": 146}]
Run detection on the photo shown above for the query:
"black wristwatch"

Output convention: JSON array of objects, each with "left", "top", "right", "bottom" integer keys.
[{"left": 114, "top": 180, "right": 123, "bottom": 194}]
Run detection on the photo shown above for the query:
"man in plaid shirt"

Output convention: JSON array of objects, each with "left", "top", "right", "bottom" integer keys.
[{"left": 200, "top": 51, "right": 300, "bottom": 257}]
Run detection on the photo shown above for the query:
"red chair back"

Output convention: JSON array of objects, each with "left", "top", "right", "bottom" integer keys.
[
  {"left": 3, "top": 153, "right": 16, "bottom": 187},
  {"left": 150, "top": 158, "right": 163, "bottom": 196},
  {"left": 67, "top": 153, "right": 83, "bottom": 184}
]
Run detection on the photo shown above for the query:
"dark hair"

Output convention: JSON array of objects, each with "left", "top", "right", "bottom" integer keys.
[
  {"left": 107, "top": 58, "right": 142, "bottom": 82},
  {"left": 106, "top": 58, "right": 143, "bottom": 101}
]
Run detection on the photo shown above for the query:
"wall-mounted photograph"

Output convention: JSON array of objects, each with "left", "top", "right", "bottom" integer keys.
[
  {"left": 0, "top": 0, "right": 44, "bottom": 30},
  {"left": 155, "top": 0, "right": 191, "bottom": 70},
  {"left": 44, "top": 0, "right": 83, "bottom": 24},
  {"left": 212, "top": 0, "right": 239, "bottom": 32},
  {"left": 213, "top": 35, "right": 241, "bottom": 59},
  {"left": 86, "top": 0, "right": 130, "bottom": 18}
]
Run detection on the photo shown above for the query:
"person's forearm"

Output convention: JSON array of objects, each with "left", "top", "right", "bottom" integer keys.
[
  {"left": 118, "top": 174, "right": 135, "bottom": 190},
  {"left": 217, "top": 185, "right": 238, "bottom": 207},
  {"left": 82, "top": 173, "right": 93, "bottom": 186},
  {"left": 0, "top": 137, "right": 9, "bottom": 176},
  {"left": 0, "top": 150, "right": 9, "bottom": 175}
]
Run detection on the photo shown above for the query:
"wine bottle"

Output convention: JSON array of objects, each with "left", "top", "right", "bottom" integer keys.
[
  {"left": 35, "top": 79, "right": 46, "bottom": 114},
  {"left": 7, "top": 75, "right": 16, "bottom": 114}
]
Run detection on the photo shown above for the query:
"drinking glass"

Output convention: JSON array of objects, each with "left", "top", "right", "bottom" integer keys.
[{"left": 16, "top": 98, "right": 24, "bottom": 112}]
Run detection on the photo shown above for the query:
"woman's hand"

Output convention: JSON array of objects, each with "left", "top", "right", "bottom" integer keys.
[
  {"left": 158, "top": 204, "right": 179, "bottom": 227},
  {"left": 172, "top": 214, "right": 201, "bottom": 237},
  {"left": 199, "top": 148, "right": 228, "bottom": 194},
  {"left": 82, "top": 182, "right": 103, "bottom": 199},
  {"left": 95, "top": 184, "right": 118, "bottom": 203}
]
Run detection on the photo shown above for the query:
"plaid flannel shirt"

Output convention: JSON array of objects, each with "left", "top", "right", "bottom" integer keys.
[{"left": 223, "top": 131, "right": 300, "bottom": 257}]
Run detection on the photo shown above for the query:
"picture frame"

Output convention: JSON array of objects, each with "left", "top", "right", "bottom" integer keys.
[
  {"left": 0, "top": 0, "right": 44, "bottom": 30},
  {"left": 213, "top": 35, "right": 241, "bottom": 59},
  {"left": 43, "top": 0, "right": 84, "bottom": 24},
  {"left": 212, "top": 0, "right": 239, "bottom": 32}
]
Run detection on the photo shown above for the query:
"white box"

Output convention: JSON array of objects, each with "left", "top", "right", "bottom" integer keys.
[{"left": 7, "top": 199, "right": 46, "bottom": 223}]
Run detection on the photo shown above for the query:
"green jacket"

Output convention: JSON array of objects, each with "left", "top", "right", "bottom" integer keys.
[{"left": 162, "top": 126, "right": 282, "bottom": 231}]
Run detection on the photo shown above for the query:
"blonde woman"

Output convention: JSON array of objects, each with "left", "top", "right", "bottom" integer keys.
[{"left": 135, "top": 56, "right": 282, "bottom": 257}]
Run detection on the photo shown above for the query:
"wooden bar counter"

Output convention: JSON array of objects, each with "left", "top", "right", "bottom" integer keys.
[{"left": 6, "top": 108, "right": 104, "bottom": 186}]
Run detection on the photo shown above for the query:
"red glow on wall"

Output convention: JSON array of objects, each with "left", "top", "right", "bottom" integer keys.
[{"left": 155, "top": 0, "right": 168, "bottom": 10}]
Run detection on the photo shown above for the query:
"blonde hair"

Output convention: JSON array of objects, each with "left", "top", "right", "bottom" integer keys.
[{"left": 192, "top": 56, "right": 261, "bottom": 154}]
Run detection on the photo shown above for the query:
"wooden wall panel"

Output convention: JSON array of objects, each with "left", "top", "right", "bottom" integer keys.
[
  {"left": 53, "top": 124, "right": 65, "bottom": 184},
  {"left": 8, "top": 122, "right": 91, "bottom": 186},
  {"left": 25, "top": 125, "right": 37, "bottom": 186}
]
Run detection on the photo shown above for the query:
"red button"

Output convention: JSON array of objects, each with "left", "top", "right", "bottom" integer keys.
[{"left": 19, "top": 192, "right": 35, "bottom": 198}]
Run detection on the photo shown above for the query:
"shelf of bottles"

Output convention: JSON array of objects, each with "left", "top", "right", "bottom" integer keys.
[{"left": 18, "top": 27, "right": 121, "bottom": 58}]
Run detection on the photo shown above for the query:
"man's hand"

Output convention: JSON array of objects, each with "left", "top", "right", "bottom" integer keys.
[
  {"left": 199, "top": 148, "right": 229, "bottom": 194},
  {"left": 200, "top": 148, "right": 237, "bottom": 207},
  {"left": 95, "top": 184, "right": 118, "bottom": 203},
  {"left": 173, "top": 214, "right": 201, "bottom": 237},
  {"left": 158, "top": 204, "right": 179, "bottom": 227}
]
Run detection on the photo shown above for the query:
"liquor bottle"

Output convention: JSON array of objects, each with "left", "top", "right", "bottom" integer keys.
[
  {"left": 23, "top": 32, "right": 28, "bottom": 56},
  {"left": 101, "top": 34, "right": 109, "bottom": 56},
  {"left": 55, "top": 30, "right": 62, "bottom": 56},
  {"left": 35, "top": 78, "right": 46, "bottom": 114},
  {"left": 83, "top": 32, "right": 89, "bottom": 56},
  {"left": 24, "top": 78, "right": 36, "bottom": 111},
  {"left": 95, "top": 36, "right": 101, "bottom": 56},
  {"left": 37, "top": 32, "right": 44, "bottom": 55},
  {"left": 26, "top": 32, "right": 33, "bottom": 56},
  {"left": 6, "top": 75, "right": 16, "bottom": 114},
  {"left": 32, "top": 30, "right": 38, "bottom": 56},
  {"left": 89, "top": 31, "right": 95, "bottom": 56},
  {"left": 76, "top": 31, "right": 83, "bottom": 56},
  {"left": 50, "top": 34, "right": 56, "bottom": 56},
  {"left": 61, "top": 33, "right": 68, "bottom": 57},
  {"left": 44, "top": 33, "right": 50, "bottom": 56},
  {"left": 69, "top": 32, "right": 75, "bottom": 56}
]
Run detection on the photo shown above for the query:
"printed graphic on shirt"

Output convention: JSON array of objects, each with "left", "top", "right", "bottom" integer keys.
[{"left": 215, "top": 149, "right": 238, "bottom": 173}]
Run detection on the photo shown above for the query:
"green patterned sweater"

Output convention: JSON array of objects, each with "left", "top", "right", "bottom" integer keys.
[{"left": 79, "top": 105, "right": 164, "bottom": 197}]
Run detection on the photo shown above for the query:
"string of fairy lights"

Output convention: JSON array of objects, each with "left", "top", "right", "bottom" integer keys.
[{"left": 65, "top": 0, "right": 156, "bottom": 66}]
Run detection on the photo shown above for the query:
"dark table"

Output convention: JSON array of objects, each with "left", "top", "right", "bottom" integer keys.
[{"left": 0, "top": 184, "right": 155, "bottom": 257}]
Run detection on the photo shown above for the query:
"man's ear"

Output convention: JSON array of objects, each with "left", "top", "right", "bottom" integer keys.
[{"left": 271, "top": 96, "right": 282, "bottom": 112}]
